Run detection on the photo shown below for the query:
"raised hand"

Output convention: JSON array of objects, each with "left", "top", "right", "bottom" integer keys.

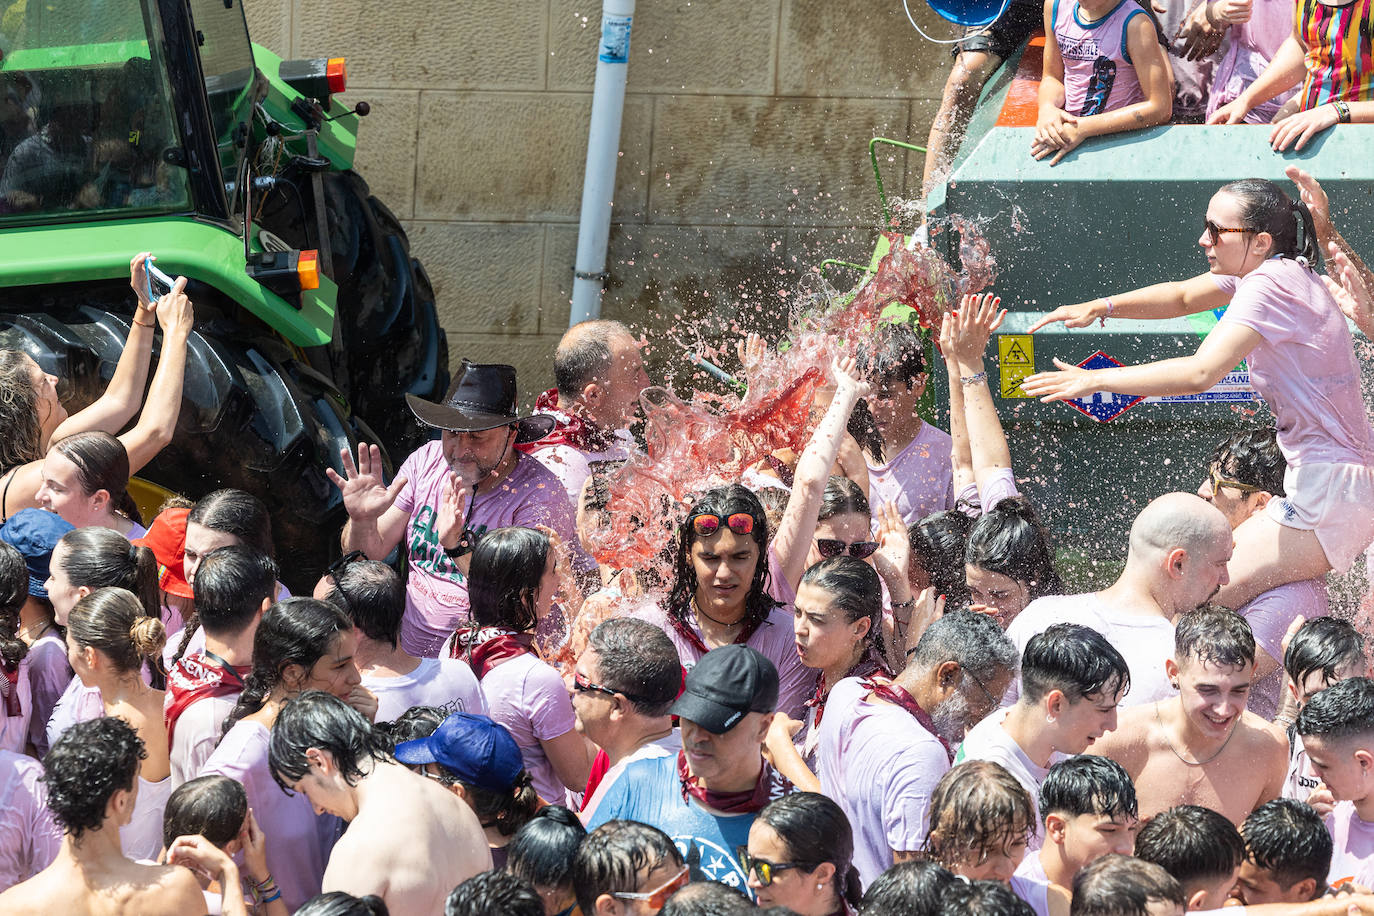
[
  {"left": 436, "top": 472, "right": 472, "bottom": 550},
  {"left": 1020, "top": 358, "right": 1102, "bottom": 403},
  {"left": 1323, "top": 244, "right": 1374, "bottom": 338},
  {"left": 947, "top": 293, "right": 1006, "bottom": 366},
  {"left": 831, "top": 355, "right": 872, "bottom": 401},
  {"left": 239, "top": 808, "right": 270, "bottom": 884},
  {"left": 736, "top": 332, "right": 768, "bottom": 379},
  {"left": 155, "top": 276, "right": 194, "bottom": 336},
  {"left": 326, "top": 443, "right": 408, "bottom": 521},
  {"left": 871, "top": 501, "right": 912, "bottom": 591},
  {"left": 130, "top": 251, "right": 154, "bottom": 307},
  {"left": 1028, "top": 301, "right": 1106, "bottom": 333}
]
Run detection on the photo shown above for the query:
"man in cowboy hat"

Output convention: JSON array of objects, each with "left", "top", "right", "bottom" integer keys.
[{"left": 329, "top": 360, "right": 589, "bottom": 659}]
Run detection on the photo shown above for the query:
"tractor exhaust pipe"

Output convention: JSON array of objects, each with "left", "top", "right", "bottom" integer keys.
[{"left": 569, "top": 0, "right": 634, "bottom": 327}]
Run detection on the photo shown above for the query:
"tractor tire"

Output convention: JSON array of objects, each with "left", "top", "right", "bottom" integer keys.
[{"left": 0, "top": 297, "right": 361, "bottom": 595}]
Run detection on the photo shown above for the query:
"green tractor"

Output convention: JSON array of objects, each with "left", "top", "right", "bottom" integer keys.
[{"left": 0, "top": 0, "right": 448, "bottom": 589}]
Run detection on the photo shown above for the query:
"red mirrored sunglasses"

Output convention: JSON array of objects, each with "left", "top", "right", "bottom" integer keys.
[{"left": 691, "top": 512, "right": 755, "bottom": 537}]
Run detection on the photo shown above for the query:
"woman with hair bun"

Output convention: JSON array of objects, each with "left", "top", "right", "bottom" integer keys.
[
  {"left": 65, "top": 586, "right": 170, "bottom": 861},
  {"left": 36, "top": 431, "right": 146, "bottom": 538},
  {"left": 744, "top": 792, "right": 864, "bottom": 915}
]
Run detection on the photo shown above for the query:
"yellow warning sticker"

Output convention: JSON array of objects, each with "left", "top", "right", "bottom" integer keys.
[{"left": 998, "top": 334, "right": 1035, "bottom": 399}]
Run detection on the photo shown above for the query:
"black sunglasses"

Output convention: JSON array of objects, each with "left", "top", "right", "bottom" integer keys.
[
  {"left": 327, "top": 549, "right": 366, "bottom": 578},
  {"left": 816, "top": 538, "right": 879, "bottom": 559}
]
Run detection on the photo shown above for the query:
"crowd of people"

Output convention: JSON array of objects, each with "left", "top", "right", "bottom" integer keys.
[{"left": 0, "top": 158, "right": 1369, "bottom": 916}]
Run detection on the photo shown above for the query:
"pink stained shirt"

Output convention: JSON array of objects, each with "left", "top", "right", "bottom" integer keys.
[
  {"left": 955, "top": 707, "right": 1063, "bottom": 850},
  {"left": 1215, "top": 259, "right": 1374, "bottom": 468},
  {"left": 1327, "top": 802, "right": 1374, "bottom": 891},
  {"left": 1054, "top": 0, "right": 1150, "bottom": 116},
  {"left": 1207, "top": 0, "right": 1298, "bottom": 122},
  {"left": 0, "top": 751, "right": 61, "bottom": 893},
  {"left": 24, "top": 634, "right": 70, "bottom": 758},
  {"left": 200, "top": 720, "right": 340, "bottom": 912},
  {"left": 479, "top": 652, "right": 579, "bottom": 806},
  {"left": 527, "top": 428, "right": 635, "bottom": 508},
  {"left": 816, "top": 676, "right": 951, "bottom": 889},
  {"left": 1239, "top": 579, "right": 1329, "bottom": 720},
  {"left": 363, "top": 656, "right": 487, "bottom": 725},
  {"left": 867, "top": 421, "right": 955, "bottom": 526},
  {"left": 393, "top": 443, "right": 589, "bottom": 659}
]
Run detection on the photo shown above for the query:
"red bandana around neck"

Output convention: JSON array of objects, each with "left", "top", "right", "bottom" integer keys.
[
  {"left": 668, "top": 602, "right": 763, "bottom": 657},
  {"left": 861, "top": 677, "right": 953, "bottom": 762},
  {"left": 807, "top": 645, "right": 893, "bottom": 728},
  {"left": 165, "top": 653, "right": 250, "bottom": 745},
  {"left": 453, "top": 626, "right": 536, "bottom": 679},
  {"left": 677, "top": 750, "right": 783, "bottom": 814},
  {"left": 514, "top": 389, "right": 612, "bottom": 454}
]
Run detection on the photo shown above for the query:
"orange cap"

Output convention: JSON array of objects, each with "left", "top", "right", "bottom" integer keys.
[{"left": 134, "top": 507, "right": 194, "bottom": 599}]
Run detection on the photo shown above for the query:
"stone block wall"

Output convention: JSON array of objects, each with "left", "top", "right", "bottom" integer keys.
[{"left": 244, "top": 0, "right": 957, "bottom": 402}]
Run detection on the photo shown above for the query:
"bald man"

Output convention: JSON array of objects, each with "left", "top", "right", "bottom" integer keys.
[
  {"left": 523, "top": 320, "right": 650, "bottom": 505},
  {"left": 1004, "top": 493, "right": 1234, "bottom": 708}
]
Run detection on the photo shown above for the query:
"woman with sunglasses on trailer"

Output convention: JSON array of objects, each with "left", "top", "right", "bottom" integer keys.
[
  {"left": 447, "top": 525, "right": 594, "bottom": 806},
  {"left": 1025, "top": 178, "right": 1374, "bottom": 612},
  {"left": 639, "top": 358, "right": 870, "bottom": 720},
  {"left": 0, "top": 254, "right": 193, "bottom": 523},
  {"left": 742, "top": 792, "right": 864, "bottom": 915}
]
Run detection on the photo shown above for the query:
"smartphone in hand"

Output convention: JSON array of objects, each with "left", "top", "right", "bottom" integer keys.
[{"left": 145, "top": 256, "right": 175, "bottom": 301}]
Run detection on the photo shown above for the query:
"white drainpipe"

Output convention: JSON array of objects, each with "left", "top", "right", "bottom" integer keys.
[{"left": 569, "top": 0, "right": 635, "bottom": 327}]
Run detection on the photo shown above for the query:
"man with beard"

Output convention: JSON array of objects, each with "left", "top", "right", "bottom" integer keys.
[
  {"left": 1005, "top": 493, "right": 1233, "bottom": 708},
  {"left": 331, "top": 360, "right": 589, "bottom": 658},
  {"left": 1090, "top": 608, "right": 1287, "bottom": 826},
  {"left": 816, "top": 610, "right": 1018, "bottom": 888}
]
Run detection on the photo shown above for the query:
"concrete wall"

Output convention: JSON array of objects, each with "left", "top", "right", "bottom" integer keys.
[{"left": 244, "top": 0, "right": 958, "bottom": 402}]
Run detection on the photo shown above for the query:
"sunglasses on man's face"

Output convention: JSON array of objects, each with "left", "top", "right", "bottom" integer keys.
[
  {"left": 736, "top": 848, "right": 804, "bottom": 886},
  {"left": 815, "top": 537, "right": 880, "bottom": 560},
  {"left": 327, "top": 549, "right": 366, "bottom": 578},
  {"left": 691, "top": 512, "right": 755, "bottom": 537},
  {"left": 610, "top": 865, "right": 690, "bottom": 909}
]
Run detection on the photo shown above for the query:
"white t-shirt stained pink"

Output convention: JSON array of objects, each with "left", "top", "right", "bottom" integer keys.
[
  {"left": 956, "top": 707, "right": 1060, "bottom": 849},
  {"left": 1239, "top": 579, "right": 1328, "bottom": 720},
  {"left": 1285, "top": 735, "right": 1320, "bottom": 803},
  {"left": 527, "top": 429, "right": 634, "bottom": 508},
  {"left": 480, "top": 652, "right": 579, "bottom": 806},
  {"left": 867, "top": 422, "right": 955, "bottom": 526},
  {"left": 1215, "top": 259, "right": 1374, "bottom": 468},
  {"left": 168, "top": 690, "right": 240, "bottom": 787},
  {"left": 580, "top": 731, "right": 681, "bottom": 824},
  {"left": 364, "top": 656, "right": 486, "bottom": 725},
  {"left": 1327, "top": 801, "right": 1374, "bottom": 891},
  {"left": 1004, "top": 594, "right": 1177, "bottom": 709},
  {"left": 24, "top": 634, "right": 71, "bottom": 758},
  {"left": 0, "top": 750, "right": 61, "bottom": 893},
  {"left": 393, "top": 444, "right": 588, "bottom": 659}
]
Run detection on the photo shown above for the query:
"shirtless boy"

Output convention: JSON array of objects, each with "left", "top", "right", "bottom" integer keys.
[
  {"left": 269, "top": 689, "right": 492, "bottom": 915},
  {"left": 1090, "top": 607, "right": 1287, "bottom": 825},
  {"left": 0, "top": 717, "right": 205, "bottom": 915}
]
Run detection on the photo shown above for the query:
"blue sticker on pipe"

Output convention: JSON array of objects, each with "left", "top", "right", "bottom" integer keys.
[{"left": 599, "top": 15, "right": 632, "bottom": 63}]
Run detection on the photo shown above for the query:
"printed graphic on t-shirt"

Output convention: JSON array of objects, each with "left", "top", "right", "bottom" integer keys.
[
  {"left": 407, "top": 504, "right": 488, "bottom": 584},
  {"left": 1081, "top": 56, "right": 1118, "bottom": 114}
]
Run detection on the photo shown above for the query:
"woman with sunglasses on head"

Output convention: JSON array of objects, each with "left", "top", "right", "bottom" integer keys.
[
  {"left": 742, "top": 792, "right": 863, "bottom": 915},
  {"left": 642, "top": 358, "right": 870, "bottom": 719},
  {"left": 448, "top": 526, "right": 594, "bottom": 806},
  {"left": 1025, "top": 178, "right": 1374, "bottom": 612}
]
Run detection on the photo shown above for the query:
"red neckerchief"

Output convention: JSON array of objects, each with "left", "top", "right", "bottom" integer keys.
[
  {"left": 581, "top": 749, "right": 611, "bottom": 810},
  {"left": 165, "top": 652, "right": 249, "bottom": 745},
  {"left": 861, "top": 677, "right": 953, "bottom": 762},
  {"left": 807, "top": 645, "right": 893, "bottom": 728},
  {"left": 677, "top": 750, "right": 785, "bottom": 814},
  {"left": 515, "top": 389, "right": 613, "bottom": 454},
  {"left": 667, "top": 603, "right": 764, "bottom": 656},
  {"left": 453, "top": 627, "right": 536, "bottom": 679},
  {"left": 0, "top": 663, "right": 20, "bottom": 718}
]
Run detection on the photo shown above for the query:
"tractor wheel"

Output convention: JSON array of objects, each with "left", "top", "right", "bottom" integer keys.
[{"left": 0, "top": 296, "right": 363, "bottom": 595}]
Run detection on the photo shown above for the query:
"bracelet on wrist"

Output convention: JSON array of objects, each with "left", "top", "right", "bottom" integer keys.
[
  {"left": 1098, "top": 297, "right": 1114, "bottom": 327},
  {"left": 1334, "top": 100, "right": 1352, "bottom": 124},
  {"left": 959, "top": 370, "right": 988, "bottom": 386},
  {"left": 260, "top": 890, "right": 282, "bottom": 905},
  {"left": 890, "top": 598, "right": 916, "bottom": 610}
]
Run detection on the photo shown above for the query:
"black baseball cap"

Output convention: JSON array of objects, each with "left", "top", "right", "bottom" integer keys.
[{"left": 670, "top": 645, "right": 779, "bottom": 734}]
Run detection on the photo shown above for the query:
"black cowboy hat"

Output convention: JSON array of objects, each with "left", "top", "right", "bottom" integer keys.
[{"left": 405, "top": 360, "right": 556, "bottom": 444}]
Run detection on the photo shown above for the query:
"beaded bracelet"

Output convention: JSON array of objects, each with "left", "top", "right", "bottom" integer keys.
[{"left": 960, "top": 371, "right": 988, "bottom": 386}]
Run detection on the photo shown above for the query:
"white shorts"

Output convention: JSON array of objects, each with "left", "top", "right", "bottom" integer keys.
[{"left": 1267, "top": 461, "right": 1374, "bottom": 574}]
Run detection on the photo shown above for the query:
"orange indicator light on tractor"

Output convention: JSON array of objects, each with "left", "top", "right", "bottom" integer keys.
[
  {"left": 298, "top": 250, "right": 320, "bottom": 290},
  {"left": 326, "top": 58, "right": 347, "bottom": 95}
]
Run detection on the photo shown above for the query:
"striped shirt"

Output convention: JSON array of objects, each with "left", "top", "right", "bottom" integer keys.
[{"left": 1298, "top": 0, "right": 1374, "bottom": 106}]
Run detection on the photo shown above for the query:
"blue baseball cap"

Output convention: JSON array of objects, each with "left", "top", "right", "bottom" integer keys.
[
  {"left": 394, "top": 712, "right": 524, "bottom": 794},
  {"left": 0, "top": 509, "right": 75, "bottom": 598}
]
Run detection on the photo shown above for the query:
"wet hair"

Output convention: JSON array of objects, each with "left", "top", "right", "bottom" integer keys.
[
  {"left": 42, "top": 715, "right": 146, "bottom": 840},
  {"left": 938, "top": 880, "right": 1036, "bottom": 916},
  {"left": 1020, "top": 623, "right": 1130, "bottom": 705},
  {"left": 1208, "top": 426, "right": 1285, "bottom": 497},
  {"left": 0, "top": 350, "right": 43, "bottom": 474},
  {"left": 379, "top": 704, "right": 445, "bottom": 742},
  {"left": 506, "top": 805, "right": 587, "bottom": 891},
  {"left": 924, "top": 761, "right": 1035, "bottom": 869},
  {"left": 1039, "top": 755, "right": 1138, "bottom": 823},
  {"left": 1071, "top": 854, "right": 1185, "bottom": 916},
  {"left": 757, "top": 792, "right": 863, "bottom": 908},
  {"left": 848, "top": 398, "right": 885, "bottom": 463},
  {"left": 55, "top": 525, "right": 161, "bottom": 630},
  {"left": 858, "top": 860, "right": 957, "bottom": 916},
  {"left": 173, "top": 544, "right": 279, "bottom": 668},
  {"left": 49, "top": 431, "right": 142, "bottom": 525},
  {"left": 468, "top": 526, "right": 549, "bottom": 636},
  {"left": 1296, "top": 676, "right": 1374, "bottom": 743},
  {"left": 222, "top": 597, "right": 353, "bottom": 735},
  {"left": 162, "top": 774, "right": 247, "bottom": 850},
  {"left": 295, "top": 892, "right": 391, "bottom": 916},
  {"left": 1241, "top": 798, "right": 1331, "bottom": 895},
  {"left": 666, "top": 485, "right": 776, "bottom": 634},
  {"left": 188, "top": 488, "right": 275, "bottom": 557},
  {"left": 326, "top": 559, "right": 406, "bottom": 649},
  {"left": 1218, "top": 178, "right": 1320, "bottom": 265},
  {"left": 1134, "top": 805, "right": 1244, "bottom": 895},
  {"left": 573, "top": 819, "right": 683, "bottom": 914},
  {"left": 269, "top": 690, "right": 393, "bottom": 792},
  {"left": 906, "top": 609, "right": 1019, "bottom": 689},
  {"left": 755, "top": 486, "right": 789, "bottom": 536},
  {"left": 67, "top": 587, "right": 166, "bottom": 679},
  {"left": 965, "top": 497, "right": 1062, "bottom": 599},
  {"left": 818, "top": 475, "right": 870, "bottom": 523},
  {"left": 585, "top": 617, "right": 683, "bottom": 717},
  {"left": 445, "top": 870, "right": 541, "bottom": 916},
  {"left": 909, "top": 510, "right": 973, "bottom": 609},
  {"left": 799, "top": 555, "right": 887, "bottom": 661},
  {"left": 857, "top": 321, "right": 928, "bottom": 386},
  {"left": 661, "top": 882, "right": 753, "bottom": 916},
  {"left": 1284, "top": 617, "right": 1367, "bottom": 693},
  {"left": 1174, "top": 607, "right": 1255, "bottom": 670},
  {"left": 554, "top": 319, "right": 631, "bottom": 401},
  {"left": 0, "top": 541, "right": 29, "bottom": 670}
]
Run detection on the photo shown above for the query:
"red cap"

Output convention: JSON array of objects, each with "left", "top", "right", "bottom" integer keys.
[{"left": 134, "top": 507, "right": 194, "bottom": 599}]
